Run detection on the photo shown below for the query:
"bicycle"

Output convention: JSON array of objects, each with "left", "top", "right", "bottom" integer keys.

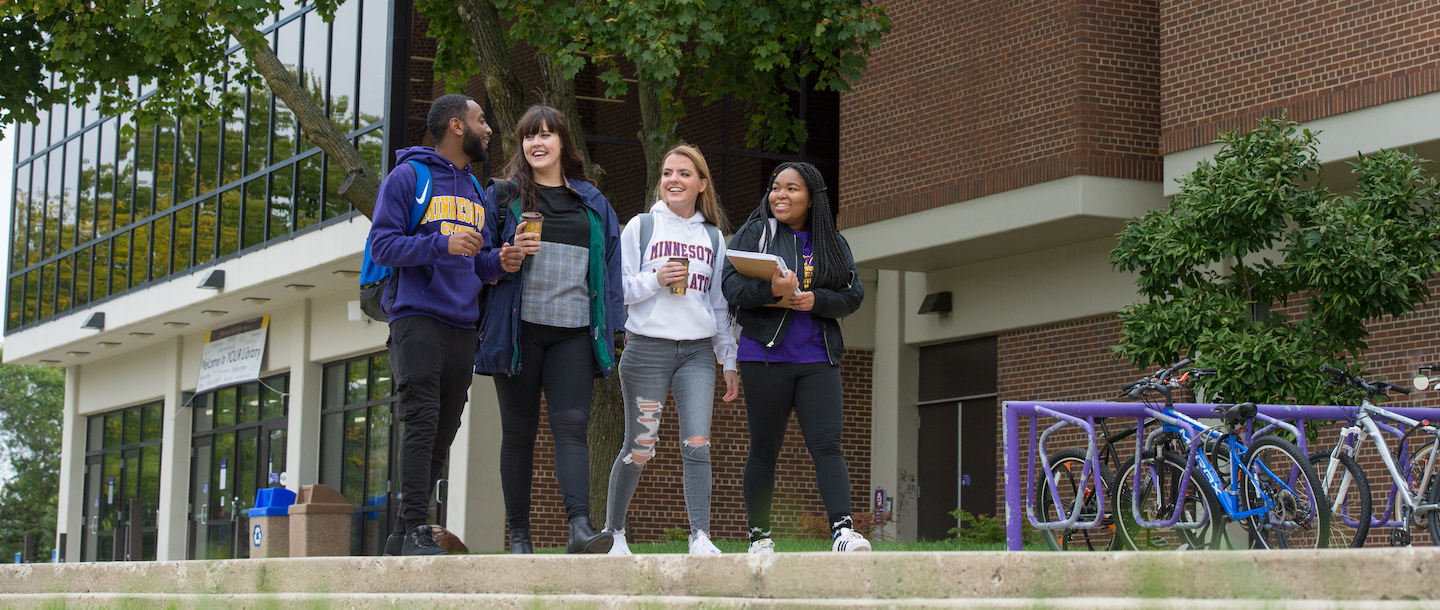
[
  {"left": 1113, "top": 359, "right": 1331, "bottom": 550},
  {"left": 1033, "top": 418, "right": 1133, "bottom": 551},
  {"left": 1316, "top": 364, "right": 1439, "bottom": 547}
]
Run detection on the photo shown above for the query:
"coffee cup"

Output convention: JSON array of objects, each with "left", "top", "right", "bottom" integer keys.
[
  {"left": 519, "top": 212, "right": 543, "bottom": 249},
  {"left": 667, "top": 257, "right": 690, "bottom": 295}
]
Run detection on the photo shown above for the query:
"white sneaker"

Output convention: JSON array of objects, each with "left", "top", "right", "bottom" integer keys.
[
  {"left": 747, "top": 538, "right": 775, "bottom": 554},
  {"left": 607, "top": 530, "right": 632, "bottom": 556},
  {"left": 688, "top": 531, "right": 722, "bottom": 555},
  {"left": 832, "top": 528, "right": 871, "bottom": 552}
]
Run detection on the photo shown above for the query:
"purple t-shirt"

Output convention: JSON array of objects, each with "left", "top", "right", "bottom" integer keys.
[{"left": 738, "top": 230, "right": 830, "bottom": 364}]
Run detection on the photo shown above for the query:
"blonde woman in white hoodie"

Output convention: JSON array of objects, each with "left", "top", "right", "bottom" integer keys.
[{"left": 604, "top": 144, "right": 739, "bottom": 556}]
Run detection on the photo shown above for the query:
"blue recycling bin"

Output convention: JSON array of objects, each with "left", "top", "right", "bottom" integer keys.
[{"left": 248, "top": 487, "right": 296, "bottom": 558}]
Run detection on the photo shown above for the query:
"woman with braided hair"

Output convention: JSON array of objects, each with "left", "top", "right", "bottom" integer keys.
[{"left": 719, "top": 162, "right": 868, "bottom": 553}]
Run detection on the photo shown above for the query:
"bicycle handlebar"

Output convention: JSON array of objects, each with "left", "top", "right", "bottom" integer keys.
[{"left": 1320, "top": 364, "right": 1411, "bottom": 397}]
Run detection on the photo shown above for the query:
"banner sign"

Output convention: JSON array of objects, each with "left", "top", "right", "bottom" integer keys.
[{"left": 196, "top": 316, "right": 269, "bottom": 394}]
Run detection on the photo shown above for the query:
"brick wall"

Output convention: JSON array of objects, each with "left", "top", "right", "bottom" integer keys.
[
  {"left": 516, "top": 349, "right": 874, "bottom": 548},
  {"left": 1162, "top": 0, "right": 1440, "bottom": 154},
  {"left": 837, "top": 0, "right": 1161, "bottom": 230}
]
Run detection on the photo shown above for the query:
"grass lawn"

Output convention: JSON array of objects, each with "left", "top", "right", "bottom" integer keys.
[{"left": 530, "top": 537, "right": 1049, "bottom": 554}]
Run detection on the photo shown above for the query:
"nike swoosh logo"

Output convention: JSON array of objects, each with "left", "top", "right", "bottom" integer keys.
[{"left": 415, "top": 180, "right": 430, "bottom": 206}]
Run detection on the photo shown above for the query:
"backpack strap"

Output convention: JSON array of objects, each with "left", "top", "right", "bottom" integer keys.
[
  {"left": 637, "top": 213, "right": 655, "bottom": 261},
  {"left": 404, "top": 160, "right": 433, "bottom": 235},
  {"left": 486, "top": 178, "right": 513, "bottom": 248},
  {"left": 703, "top": 222, "right": 721, "bottom": 262}
]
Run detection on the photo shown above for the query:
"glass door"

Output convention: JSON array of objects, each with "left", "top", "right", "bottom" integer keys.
[{"left": 80, "top": 402, "right": 163, "bottom": 561}]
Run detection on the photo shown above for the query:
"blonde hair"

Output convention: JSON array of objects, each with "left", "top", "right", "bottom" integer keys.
[{"left": 653, "top": 144, "right": 727, "bottom": 232}]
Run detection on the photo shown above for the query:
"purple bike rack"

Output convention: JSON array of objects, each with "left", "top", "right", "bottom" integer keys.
[{"left": 1002, "top": 400, "right": 1440, "bottom": 551}]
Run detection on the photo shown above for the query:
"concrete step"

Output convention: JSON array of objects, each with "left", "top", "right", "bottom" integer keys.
[{"left": 2, "top": 549, "right": 1439, "bottom": 606}]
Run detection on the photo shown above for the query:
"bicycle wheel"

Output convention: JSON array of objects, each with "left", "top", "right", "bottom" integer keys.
[
  {"left": 1114, "top": 449, "right": 1222, "bottom": 551},
  {"left": 1034, "top": 447, "right": 1116, "bottom": 551},
  {"left": 1308, "top": 450, "right": 1371, "bottom": 548},
  {"left": 1241, "top": 435, "right": 1330, "bottom": 549}
]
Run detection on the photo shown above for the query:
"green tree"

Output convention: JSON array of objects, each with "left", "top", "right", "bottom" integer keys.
[
  {"left": 1112, "top": 117, "right": 1440, "bottom": 404},
  {"left": 0, "top": 351, "right": 65, "bottom": 561},
  {"left": 3, "top": 0, "right": 382, "bottom": 217}
]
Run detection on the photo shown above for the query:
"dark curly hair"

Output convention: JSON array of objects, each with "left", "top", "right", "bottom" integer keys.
[{"left": 742, "top": 162, "right": 851, "bottom": 291}]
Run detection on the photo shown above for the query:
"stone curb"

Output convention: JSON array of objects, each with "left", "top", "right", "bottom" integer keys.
[{"left": 0, "top": 549, "right": 1435, "bottom": 601}]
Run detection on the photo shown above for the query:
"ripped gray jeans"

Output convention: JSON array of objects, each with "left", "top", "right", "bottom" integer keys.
[{"left": 604, "top": 334, "right": 716, "bottom": 535}]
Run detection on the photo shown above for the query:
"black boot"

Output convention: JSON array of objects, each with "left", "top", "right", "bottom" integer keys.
[
  {"left": 400, "top": 524, "right": 448, "bottom": 556},
  {"left": 566, "top": 515, "right": 613, "bottom": 554},
  {"left": 509, "top": 527, "right": 534, "bottom": 554}
]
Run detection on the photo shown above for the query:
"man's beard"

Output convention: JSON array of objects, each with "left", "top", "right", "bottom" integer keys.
[{"left": 462, "top": 124, "right": 489, "bottom": 164}]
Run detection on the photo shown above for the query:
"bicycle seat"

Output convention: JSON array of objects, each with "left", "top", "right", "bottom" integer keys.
[{"left": 1216, "top": 402, "right": 1258, "bottom": 426}]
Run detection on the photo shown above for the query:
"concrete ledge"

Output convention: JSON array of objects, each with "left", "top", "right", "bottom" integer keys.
[{"left": 1, "top": 550, "right": 1438, "bottom": 602}]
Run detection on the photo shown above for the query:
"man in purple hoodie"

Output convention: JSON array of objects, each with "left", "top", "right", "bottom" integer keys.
[{"left": 370, "top": 93, "right": 522, "bottom": 555}]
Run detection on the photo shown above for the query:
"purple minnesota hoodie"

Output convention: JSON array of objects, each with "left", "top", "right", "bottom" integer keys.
[{"left": 369, "top": 147, "right": 502, "bottom": 329}]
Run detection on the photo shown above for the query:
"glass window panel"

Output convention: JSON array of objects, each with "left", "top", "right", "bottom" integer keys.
[
  {"left": 32, "top": 107, "right": 49, "bottom": 152},
  {"left": 357, "top": 0, "right": 387, "bottom": 126},
  {"left": 237, "top": 428, "right": 258, "bottom": 513},
  {"left": 124, "top": 454, "right": 138, "bottom": 514},
  {"left": 267, "top": 428, "right": 286, "bottom": 487},
  {"left": 329, "top": 1, "right": 359, "bottom": 133},
  {"left": 269, "top": 164, "right": 293, "bottom": 239},
  {"left": 155, "top": 118, "right": 176, "bottom": 212},
  {"left": 246, "top": 86, "right": 271, "bottom": 176},
  {"left": 62, "top": 141, "right": 80, "bottom": 253},
  {"left": 243, "top": 177, "right": 266, "bottom": 249},
  {"left": 12, "top": 161, "right": 31, "bottom": 267},
  {"left": 190, "top": 440, "right": 212, "bottom": 551},
  {"left": 56, "top": 255, "right": 72, "bottom": 314},
  {"left": 295, "top": 154, "right": 321, "bottom": 230},
  {"left": 151, "top": 215, "right": 171, "bottom": 280},
  {"left": 15, "top": 121, "right": 32, "bottom": 160},
  {"left": 143, "top": 402, "right": 162, "bottom": 441},
  {"left": 88, "top": 414, "right": 104, "bottom": 451},
  {"left": 261, "top": 376, "right": 286, "bottom": 420},
  {"left": 141, "top": 445, "right": 161, "bottom": 529},
  {"left": 213, "top": 431, "right": 233, "bottom": 520},
  {"left": 298, "top": 14, "right": 326, "bottom": 152},
  {"left": 110, "top": 234, "right": 129, "bottom": 295},
  {"left": 46, "top": 149, "right": 63, "bottom": 259},
  {"left": 216, "top": 387, "right": 236, "bottom": 428},
  {"left": 102, "top": 452, "right": 120, "bottom": 526},
  {"left": 124, "top": 408, "right": 141, "bottom": 446},
  {"left": 114, "top": 115, "right": 135, "bottom": 231},
  {"left": 369, "top": 354, "right": 391, "bottom": 400},
  {"left": 51, "top": 99, "right": 66, "bottom": 144},
  {"left": 319, "top": 411, "right": 342, "bottom": 489},
  {"left": 26, "top": 158, "right": 43, "bottom": 266},
  {"left": 359, "top": 129, "right": 384, "bottom": 178},
  {"left": 223, "top": 75, "right": 245, "bottom": 186},
  {"left": 219, "top": 188, "right": 241, "bottom": 256},
  {"left": 176, "top": 117, "right": 197, "bottom": 203},
  {"left": 74, "top": 248, "right": 91, "bottom": 306},
  {"left": 199, "top": 115, "right": 222, "bottom": 195},
  {"left": 23, "top": 269, "right": 39, "bottom": 324},
  {"left": 366, "top": 403, "right": 389, "bottom": 505},
  {"left": 134, "top": 121, "right": 155, "bottom": 217},
  {"left": 272, "top": 94, "right": 297, "bottom": 164},
  {"left": 323, "top": 153, "right": 349, "bottom": 220},
  {"left": 195, "top": 196, "right": 217, "bottom": 264},
  {"left": 69, "top": 97, "right": 86, "bottom": 134},
  {"left": 342, "top": 409, "right": 365, "bottom": 506},
  {"left": 40, "top": 262, "right": 55, "bottom": 319},
  {"left": 8, "top": 277, "right": 23, "bottom": 331},
  {"left": 79, "top": 130, "right": 98, "bottom": 244},
  {"left": 173, "top": 206, "right": 194, "bottom": 274},
  {"left": 104, "top": 412, "right": 122, "bottom": 448},
  {"left": 129, "top": 225, "right": 150, "bottom": 287},
  {"left": 238, "top": 382, "right": 260, "bottom": 424},
  {"left": 346, "top": 359, "right": 367, "bottom": 405},
  {"left": 193, "top": 394, "right": 212, "bottom": 432},
  {"left": 91, "top": 242, "right": 110, "bottom": 301},
  {"left": 97, "top": 119, "right": 116, "bottom": 236},
  {"left": 323, "top": 364, "right": 346, "bottom": 410}
]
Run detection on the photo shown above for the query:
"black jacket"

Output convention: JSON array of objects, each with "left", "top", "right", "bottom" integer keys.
[{"left": 719, "top": 217, "right": 864, "bottom": 365}]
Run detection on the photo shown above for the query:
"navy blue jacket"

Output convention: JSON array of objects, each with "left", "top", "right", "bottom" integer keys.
[
  {"left": 473, "top": 178, "right": 624, "bottom": 377},
  {"left": 369, "top": 147, "right": 501, "bottom": 329}
]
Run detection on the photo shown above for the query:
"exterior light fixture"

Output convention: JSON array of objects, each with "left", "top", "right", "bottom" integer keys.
[
  {"left": 198, "top": 269, "right": 225, "bottom": 290},
  {"left": 38, "top": 360, "right": 61, "bottom": 366},
  {"left": 81, "top": 312, "right": 105, "bottom": 331},
  {"left": 201, "top": 310, "right": 228, "bottom": 317},
  {"left": 917, "top": 291, "right": 953, "bottom": 315},
  {"left": 129, "top": 332, "right": 154, "bottom": 338},
  {"left": 163, "top": 322, "right": 190, "bottom": 329},
  {"left": 242, "top": 297, "right": 271, "bottom": 305},
  {"left": 97, "top": 342, "right": 121, "bottom": 348},
  {"left": 285, "top": 284, "right": 314, "bottom": 292},
  {"left": 333, "top": 270, "right": 361, "bottom": 278},
  {"left": 66, "top": 351, "right": 90, "bottom": 357}
]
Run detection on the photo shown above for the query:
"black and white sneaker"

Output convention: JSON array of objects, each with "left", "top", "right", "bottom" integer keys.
[
  {"left": 401, "top": 524, "right": 448, "bottom": 556},
  {"left": 830, "top": 516, "right": 871, "bottom": 552}
]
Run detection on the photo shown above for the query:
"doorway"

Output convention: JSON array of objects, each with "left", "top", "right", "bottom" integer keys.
[{"left": 915, "top": 336, "right": 997, "bottom": 541}]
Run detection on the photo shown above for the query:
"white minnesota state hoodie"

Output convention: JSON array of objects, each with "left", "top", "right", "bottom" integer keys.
[{"left": 621, "top": 200, "right": 738, "bottom": 371}]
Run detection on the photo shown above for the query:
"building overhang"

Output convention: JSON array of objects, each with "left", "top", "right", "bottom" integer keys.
[
  {"left": 3, "top": 217, "right": 373, "bottom": 366},
  {"left": 841, "top": 176, "right": 1165, "bottom": 272}
]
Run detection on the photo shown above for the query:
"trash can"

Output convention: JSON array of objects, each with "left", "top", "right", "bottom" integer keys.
[
  {"left": 247, "top": 487, "right": 296, "bottom": 558},
  {"left": 287, "top": 484, "right": 353, "bottom": 557}
]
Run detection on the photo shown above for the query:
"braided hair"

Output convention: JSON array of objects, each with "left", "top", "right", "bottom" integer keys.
[{"left": 742, "top": 162, "right": 851, "bottom": 291}]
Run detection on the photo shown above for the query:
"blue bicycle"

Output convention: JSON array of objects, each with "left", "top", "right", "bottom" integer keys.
[{"left": 1114, "top": 360, "right": 1331, "bottom": 550}]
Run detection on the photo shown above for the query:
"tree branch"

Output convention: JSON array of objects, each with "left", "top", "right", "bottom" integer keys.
[{"left": 456, "top": 0, "right": 525, "bottom": 165}]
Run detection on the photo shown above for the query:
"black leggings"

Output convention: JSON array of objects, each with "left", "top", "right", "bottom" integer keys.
[
  {"left": 389, "top": 314, "right": 475, "bottom": 533},
  {"left": 494, "top": 321, "right": 595, "bottom": 528},
  {"left": 739, "top": 361, "right": 852, "bottom": 535}
]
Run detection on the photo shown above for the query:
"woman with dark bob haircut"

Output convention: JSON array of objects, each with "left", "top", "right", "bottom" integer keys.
[
  {"left": 719, "top": 162, "right": 869, "bottom": 553},
  {"left": 474, "top": 105, "right": 624, "bottom": 554}
]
